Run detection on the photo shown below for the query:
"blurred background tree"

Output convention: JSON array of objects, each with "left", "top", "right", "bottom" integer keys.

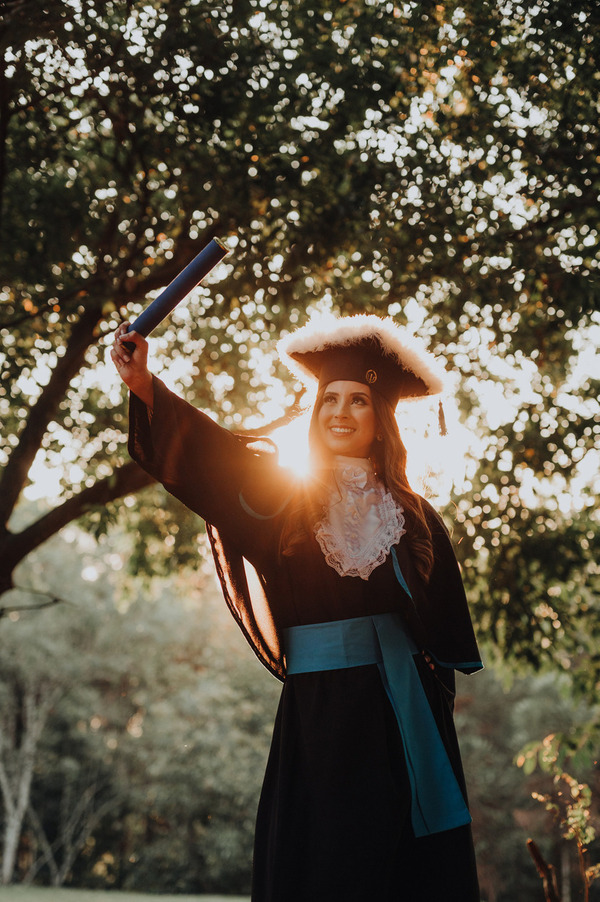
[
  {"left": 1, "top": 0, "right": 599, "bottom": 894},
  {"left": 1, "top": 522, "right": 280, "bottom": 891}
]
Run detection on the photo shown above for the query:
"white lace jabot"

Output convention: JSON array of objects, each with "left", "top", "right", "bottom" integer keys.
[{"left": 314, "top": 457, "right": 406, "bottom": 581}]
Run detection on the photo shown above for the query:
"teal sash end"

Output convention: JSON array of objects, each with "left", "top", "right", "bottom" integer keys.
[
  {"left": 391, "top": 546, "right": 413, "bottom": 599},
  {"left": 285, "top": 613, "right": 471, "bottom": 838}
]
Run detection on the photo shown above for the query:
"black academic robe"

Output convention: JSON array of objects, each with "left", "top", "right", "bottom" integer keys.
[{"left": 129, "top": 376, "right": 482, "bottom": 902}]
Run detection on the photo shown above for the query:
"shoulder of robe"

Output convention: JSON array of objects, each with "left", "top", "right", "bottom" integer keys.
[
  {"left": 419, "top": 497, "right": 455, "bottom": 541},
  {"left": 235, "top": 435, "right": 301, "bottom": 520}
]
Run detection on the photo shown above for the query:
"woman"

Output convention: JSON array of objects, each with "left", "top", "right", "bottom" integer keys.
[{"left": 112, "top": 313, "right": 482, "bottom": 902}]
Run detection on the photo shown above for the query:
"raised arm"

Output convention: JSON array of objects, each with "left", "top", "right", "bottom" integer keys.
[{"left": 111, "top": 322, "right": 292, "bottom": 563}]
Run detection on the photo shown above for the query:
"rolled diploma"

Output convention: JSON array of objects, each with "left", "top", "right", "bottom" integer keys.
[{"left": 124, "top": 237, "right": 228, "bottom": 348}]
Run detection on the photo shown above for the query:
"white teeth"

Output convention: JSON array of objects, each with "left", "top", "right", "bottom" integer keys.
[{"left": 330, "top": 427, "right": 354, "bottom": 434}]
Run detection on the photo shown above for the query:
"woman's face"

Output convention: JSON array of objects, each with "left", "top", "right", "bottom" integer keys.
[{"left": 316, "top": 380, "right": 377, "bottom": 459}]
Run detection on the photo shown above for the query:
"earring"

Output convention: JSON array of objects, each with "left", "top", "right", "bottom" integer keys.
[{"left": 376, "top": 433, "right": 383, "bottom": 442}]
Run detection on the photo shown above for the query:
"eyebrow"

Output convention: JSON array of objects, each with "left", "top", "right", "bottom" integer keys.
[{"left": 324, "top": 390, "right": 371, "bottom": 400}]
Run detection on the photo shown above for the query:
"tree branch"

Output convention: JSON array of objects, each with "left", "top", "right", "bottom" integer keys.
[
  {"left": 0, "top": 592, "right": 63, "bottom": 620},
  {"left": 24, "top": 803, "right": 60, "bottom": 886},
  {"left": 0, "top": 303, "right": 104, "bottom": 532},
  {"left": 0, "top": 756, "right": 16, "bottom": 820},
  {"left": 1, "top": 460, "right": 155, "bottom": 578},
  {"left": 236, "top": 387, "right": 307, "bottom": 437},
  {"left": 527, "top": 839, "right": 561, "bottom": 902},
  {"left": 0, "top": 54, "right": 14, "bottom": 235}
]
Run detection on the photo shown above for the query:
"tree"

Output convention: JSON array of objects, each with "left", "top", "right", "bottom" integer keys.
[
  {"left": 25, "top": 768, "right": 120, "bottom": 887},
  {"left": 457, "top": 666, "right": 600, "bottom": 902},
  {"left": 1, "top": 0, "right": 598, "bottom": 682},
  {"left": 0, "top": 525, "right": 122, "bottom": 886},
  {"left": 0, "top": 652, "right": 63, "bottom": 885},
  {"left": 1, "top": 519, "right": 279, "bottom": 889}
]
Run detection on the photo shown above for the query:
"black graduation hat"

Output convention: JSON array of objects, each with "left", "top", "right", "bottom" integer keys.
[{"left": 277, "top": 313, "right": 446, "bottom": 410}]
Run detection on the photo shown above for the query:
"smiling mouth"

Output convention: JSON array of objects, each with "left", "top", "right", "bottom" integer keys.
[{"left": 329, "top": 426, "right": 355, "bottom": 435}]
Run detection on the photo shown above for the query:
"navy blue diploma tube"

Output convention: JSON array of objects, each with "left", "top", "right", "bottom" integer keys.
[{"left": 124, "top": 237, "right": 229, "bottom": 347}]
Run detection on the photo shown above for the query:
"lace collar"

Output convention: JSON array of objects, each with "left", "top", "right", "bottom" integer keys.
[{"left": 314, "top": 457, "right": 406, "bottom": 580}]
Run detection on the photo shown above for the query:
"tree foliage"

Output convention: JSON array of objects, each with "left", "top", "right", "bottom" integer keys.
[
  {"left": 1, "top": 0, "right": 598, "bottom": 686},
  {"left": 457, "top": 668, "right": 600, "bottom": 901}
]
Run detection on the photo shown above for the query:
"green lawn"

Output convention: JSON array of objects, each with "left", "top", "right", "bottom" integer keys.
[{"left": 3, "top": 889, "right": 248, "bottom": 902}]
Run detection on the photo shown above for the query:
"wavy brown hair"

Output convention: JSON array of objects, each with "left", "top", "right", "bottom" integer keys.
[{"left": 280, "top": 385, "right": 434, "bottom": 584}]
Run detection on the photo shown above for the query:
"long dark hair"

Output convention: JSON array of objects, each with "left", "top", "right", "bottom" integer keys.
[{"left": 280, "top": 385, "right": 434, "bottom": 584}]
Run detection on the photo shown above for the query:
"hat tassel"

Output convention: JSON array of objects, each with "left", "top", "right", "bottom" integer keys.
[{"left": 438, "top": 400, "right": 447, "bottom": 436}]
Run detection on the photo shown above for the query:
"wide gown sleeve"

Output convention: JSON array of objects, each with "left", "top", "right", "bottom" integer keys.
[{"left": 127, "top": 376, "right": 292, "bottom": 567}]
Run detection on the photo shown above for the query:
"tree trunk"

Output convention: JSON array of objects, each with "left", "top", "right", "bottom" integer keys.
[
  {"left": 0, "top": 305, "right": 103, "bottom": 533},
  {"left": 23, "top": 804, "right": 60, "bottom": 886},
  {"left": 0, "top": 684, "right": 61, "bottom": 884},
  {"left": 1, "top": 817, "right": 21, "bottom": 886},
  {"left": 561, "top": 842, "right": 571, "bottom": 902},
  {"left": 0, "top": 744, "right": 36, "bottom": 884},
  {"left": 0, "top": 462, "right": 156, "bottom": 600},
  {"left": 528, "top": 839, "right": 561, "bottom": 902}
]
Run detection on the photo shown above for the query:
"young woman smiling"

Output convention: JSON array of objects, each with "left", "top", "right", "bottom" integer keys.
[
  {"left": 112, "top": 312, "right": 482, "bottom": 902},
  {"left": 317, "top": 381, "right": 377, "bottom": 458}
]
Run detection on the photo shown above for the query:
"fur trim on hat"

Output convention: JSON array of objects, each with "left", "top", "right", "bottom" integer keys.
[{"left": 277, "top": 312, "right": 446, "bottom": 399}]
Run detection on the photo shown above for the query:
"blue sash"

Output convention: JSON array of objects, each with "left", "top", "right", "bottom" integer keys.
[{"left": 284, "top": 612, "right": 471, "bottom": 838}]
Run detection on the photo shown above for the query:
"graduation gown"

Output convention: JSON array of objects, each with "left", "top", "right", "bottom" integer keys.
[{"left": 128, "top": 376, "right": 482, "bottom": 902}]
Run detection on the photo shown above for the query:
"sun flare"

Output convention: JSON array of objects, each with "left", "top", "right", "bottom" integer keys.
[
  {"left": 271, "top": 412, "right": 312, "bottom": 477},
  {"left": 269, "top": 399, "right": 472, "bottom": 504}
]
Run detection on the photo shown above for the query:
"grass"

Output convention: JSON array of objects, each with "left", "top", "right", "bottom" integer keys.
[{"left": 3, "top": 889, "right": 249, "bottom": 902}]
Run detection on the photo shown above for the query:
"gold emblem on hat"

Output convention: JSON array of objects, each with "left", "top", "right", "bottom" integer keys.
[{"left": 365, "top": 369, "right": 378, "bottom": 384}]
